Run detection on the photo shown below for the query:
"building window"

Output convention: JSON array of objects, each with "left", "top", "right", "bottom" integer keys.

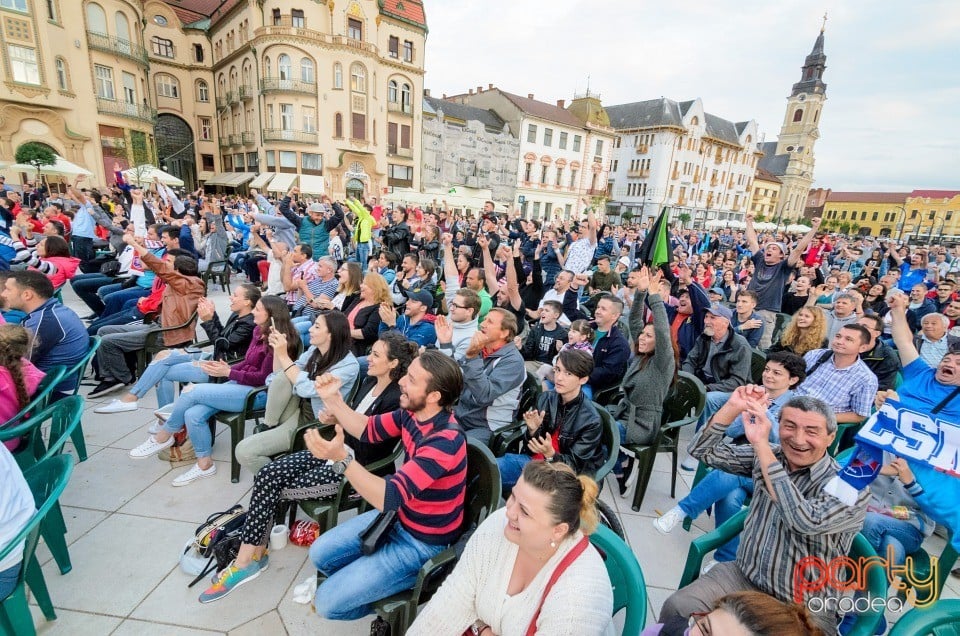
[
  {"left": 543, "top": 128, "right": 553, "bottom": 147},
  {"left": 54, "top": 57, "right": 68, "bottom": 90},
  {"left": 388, "top": 80, "right": 398, "bottom": 103},
  {"left": 555, "top": 167, "right": 563, "bottom": 186},
  {"left": 532, "top": 202, "right": 541, "bottom": 217},
  {"left": 595, "top": 139, "right": 603, "bottom": 157},
  {"left": 332, "top": 112, "right": 343, "bottom": 138},
  {"left": 279, "top": 151, "right": 297, "bottom": 171},
  {"left": 234, "top": 154, "right": 245, "bottom": 171},
  {"left": 872, "top": 211, "right": 879, "bottom": 221},
  {"left": 291, "top": 9, "right": 304, "bottom": 27},
  {"left": 350, "top": 63, "right": 366, "bottom": 92},
  {"left": 199, "top": 117, "right": 211, "bottom": 140},
  {"left": 122, "top": 71, "right": 136, "bottom": 104},
  {"left": 247, "top": 152, "right": 258, "bottom": 171},
  {"left": 540, "top": 165, "right": 548, "bottom": 184},
  {"left": 388, "top": 36, "right": 399, "bottom": 58},
  {"left": 151, "top": 36, "right": 174, "bottom": 58},
  {"left": 400, "top": 124, "right": 411, "bottom": 149},
  {"left": 280, "top": 104, "right": 294, "bottom": 130},
  {"left": 94, "top": 64, "right": 114, "bottom": 99},
  {"left": 194, "top": 43, "right": 204, "bottom": 62},
  {"left": 155, "top": 74, "right": 179, "bottom": 98},
  {"left": 403, "top": 40, "right": 413, "bottom": 62},
  {"left": 1, "top": 0, "right": 28, "bottom": 12},
  {"left": 265, "top": 151, "right": 276, "bottom": 170},
  {"left": 526, "top": 124, "right": 537, "bottom": 143},
  {"left": 524, "top": 162, "right": 532, "bottom": 182},
  {"left": 793, "top": 108, "right": 803, "bottom": 122},
  {"left": 300, "top": 58, "right": 314, "bottom": 83},
  {"left": 559, "top": 132, "right": 567, "bottom": 149},
  {"left": 201, "top": 154, "right": 215, "bottom": 171},
  {"left": 351, "top": 112, "right": 366, "bottom": 140},
  {"left": 388, "top": 164, "right": 413, "bottom": 185},
  {"left": 86, "top": 3, "right": 106, "bottom": 33},
  {"left": 347, "top": 17, "right": 362, "bottom": 40},
  {"left": 400, "top": 83, "right": 411, "bottom": 113},
  {"left": 333, "top": 62, "right": 342, "bottom": 89},
  {"left": 569, "top": 169, "right": 578, "bottom": 188},
  {"left": 572, "top": 135, "right": 582, "bottom": 152},
  {"left": 46, "top": 0, "right": 56, "bottom": 20},
  {"left": 8, "top": 45, "right": 38, "bottom": 84},
  {"left": 302, "top": 152, "right": 322, "bottom": 174},
  {"left": 303, "top": 106, "right": 316, "bottom": 133},
  {"left": 197, "top": 80, "right": 209, "bottom": 102},
  {"left": 278, "top": 54, "right": 291, "bottom": 80}
]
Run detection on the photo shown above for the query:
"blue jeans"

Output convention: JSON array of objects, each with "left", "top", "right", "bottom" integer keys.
[
  {"left": 292, "top": 317, "right": 313, "bottom": 350},
  {"left": 72, "top": 273, "right": 114, "bottom": 313},
  {"left": 309, "top": 509, "right": 446, "bottom": 620},
  {"left": 861, "top": 512, "right": 924, "bottom": 566},
  {"left": 694, "top": 391, "right": 731, "bottom": 433},
  {"left": 497, "top": 453, "right": 532, "bottom": 490},
  {"left": 0, "top": 562, "right": 20, "bottom": 599},
  {"left": 161, "top": 382, "right": 266, "bottom": 458},
  {"left": 714, "top": 477, "right": 753, "bottom": 562},
  {"left": 354, "top": 242, "right": 370, "bottom": 268},
  {"left": 102, "top": 287, "right": 150, "bottom": 317},
  {"left": 129, "top": 349, "right": 209, "bottom": 407},
  {"left": 87, "top": 299, "right": 144, "bottom": 336}
]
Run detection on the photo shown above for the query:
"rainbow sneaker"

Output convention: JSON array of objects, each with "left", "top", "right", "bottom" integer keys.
[{"left": 198, "top": 559, "right": 262, "bottom": 603}]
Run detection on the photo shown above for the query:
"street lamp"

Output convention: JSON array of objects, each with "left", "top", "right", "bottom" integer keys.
[{"left": 894, "top": 205, "right": 907, "bottom": 242}]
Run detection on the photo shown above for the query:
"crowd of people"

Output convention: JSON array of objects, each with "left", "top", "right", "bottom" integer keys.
[{"left": 1, "top": 167, "right": 959, "bottom": 636}]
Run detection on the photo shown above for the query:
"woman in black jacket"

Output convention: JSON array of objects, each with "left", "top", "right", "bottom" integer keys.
[{"left": 347, "top": 272, "right": 389, "bottom": 356}]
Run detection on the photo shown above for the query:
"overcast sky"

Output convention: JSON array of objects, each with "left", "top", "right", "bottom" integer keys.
[{"left": 423, "top": 0, "right": 959, "bottom": 193}]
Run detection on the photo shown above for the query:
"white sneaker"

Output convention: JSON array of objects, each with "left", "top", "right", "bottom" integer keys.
[
  {"left": 653, "top": 506, "right": 686, "bottom": 534},
  {"left": 129, "top": 435, "right": 175, "bottom": 459},
  {"left": 680, "top": 456, "right": 700, "bottom": 472},
  {"left": 172, "top": 463, "right": 217, "bottom": 487},
  {"left": 94, "top": 398, "right": 138, "bottom": 414},
  {"left": 147, "top": 419, "right": 162, "bottom": 435}
]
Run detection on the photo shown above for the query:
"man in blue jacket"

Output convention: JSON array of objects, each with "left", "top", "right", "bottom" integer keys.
[
  {"left": 377, "top": 288, "right": 436, "bottom": 348},
  {"left": 562, "top": 280, "right": 630, "bottom": 399}
]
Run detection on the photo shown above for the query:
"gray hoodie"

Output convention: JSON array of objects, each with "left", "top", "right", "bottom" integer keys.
[
  {"left": 455, "top": 342, "right": 525, "bottom": 443},
  {"left": 437, "top": 317, "right": 478, "bottom": 362}
]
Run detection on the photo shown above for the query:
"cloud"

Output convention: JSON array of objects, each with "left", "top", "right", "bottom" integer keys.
[{"left": 425, "top": 0, "right": 960, "bottom": 191}]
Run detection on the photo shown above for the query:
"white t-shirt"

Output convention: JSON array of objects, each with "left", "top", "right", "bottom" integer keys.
[{"left": 0, "top": 444, "right": 35, "bottom": 572}]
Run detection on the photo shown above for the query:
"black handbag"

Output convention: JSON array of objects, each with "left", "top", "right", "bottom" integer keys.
[{"left": 358, "top": 510, "right": 398, "bottom": 556}]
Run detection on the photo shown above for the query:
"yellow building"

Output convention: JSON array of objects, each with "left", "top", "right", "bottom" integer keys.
[
  {"left": 750, "top": 167, "right": 781, "bottom": 218},
  {"left": 822, "top": 191, "right": 909, "bottom": 237},
  {"left": 0, "top": 0, "right": 426, "bottom": 197},
  {"left": 902, "top": 190, "right": 960, "bottom": 241}
]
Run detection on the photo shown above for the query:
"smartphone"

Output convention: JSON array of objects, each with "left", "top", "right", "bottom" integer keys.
[{"left": 271, "top": 317, "right": 276, "bottom": 330}]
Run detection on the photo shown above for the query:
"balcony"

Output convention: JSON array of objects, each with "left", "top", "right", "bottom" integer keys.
[
  {"left": 387, "top": 102, "right": 413, "bottom": 116},
  {"left": 228, "top": 134, "right": 242, "bottom": 146},
  {"left": 635, "top": 144, "right": 648, "bottom": 154},
  {"left": 626, "top": 169, "right": 649, "bottom": 178},
  {"left": 219, "top": 137, "right": 231, "bottom": 148},
  {"left": 254, "top": 22, "right": 379, "bottom": 56},
  {"left": 242, "top": 132, "right": 256, "bottom": 145},
  {"left": 238, "top": 85, "right": 254, "bottom": 101},
  {"left": 216, "top": 94, "right": 228, "bottom": 109},
  {"left": 260, "top": 77, "right": 316, "bottom": 96},
  {"left": 86, "top": 31, "right": 148, "bottom": 66},
  {"left": 227, "top": 91, "right": 238, "bottom": 105},
  {"left": 263, "top": 128, "right": 318, "bottom": 145},
  {"left": 387, "top": 144, "right": 413, "bottom": 158},
  {"left": 95, "top": 98, "right": 156, "bottom": 125}
]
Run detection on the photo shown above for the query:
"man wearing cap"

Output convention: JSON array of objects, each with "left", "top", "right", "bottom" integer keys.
[
  {"left": 377, "top": 287, "right": 436, "bottom": 348},
  {"left": 707, "top": 287, "right": 725, "bottom": 303},
  {"left": 276, "top": 189, "right": 344, "bottom": 261},
  {"left": 744, "top": 214, "right": 821, "bottom": 348},
  {"left": 470, "top": 206, "right": 500, "bottom": 267},
  {"left": 682, "top": 302, "right": 752, "bottom": 405}
]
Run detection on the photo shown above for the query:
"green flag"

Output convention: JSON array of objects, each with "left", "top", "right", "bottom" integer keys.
[{"left": 636, "top": 207, "right": 671, "bottom": 267}]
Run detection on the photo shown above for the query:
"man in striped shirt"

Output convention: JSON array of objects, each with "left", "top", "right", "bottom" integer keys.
[
  {"left": 302, "top": 350, "right": 467, "bottom": 622},
  {"left": 660, "top": 388, "right": 868, "bottom": 635}
]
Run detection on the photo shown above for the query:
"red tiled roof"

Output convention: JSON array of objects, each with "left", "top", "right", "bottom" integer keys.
[
  {"left": 908, "top": 189, "right": 960, "bottom": 199},
  {"left": 161, "top": 0, "right": 243, "bottom": 26},
  {"left": 754, "top": 167, "right": 782, "bottom": 184},
  {"left": 168, "top": 6, "right": 205, "bottom": 24},
  {"left": 497, "top": 90, "right": 585, "bottom": 128},
  {"left": 380, "top": 0, "right": 427, "bottom": 28},
  {"left": 825, "top": 191, "right": 909, "bottom": 204}
]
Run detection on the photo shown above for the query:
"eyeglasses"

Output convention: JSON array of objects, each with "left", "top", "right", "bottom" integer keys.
[
  {"left": 448, "top": 302, "right": 466, "bottom": 310},
  {"left": 689, "top": 611, "right": 712, "bottom": 635}
]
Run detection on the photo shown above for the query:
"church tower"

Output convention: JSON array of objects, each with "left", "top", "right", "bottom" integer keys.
[{"left": 771, "top": 20, "right": 827, "bottom": 221}]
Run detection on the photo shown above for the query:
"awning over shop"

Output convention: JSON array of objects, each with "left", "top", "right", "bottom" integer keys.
[
  {"left": 299, "top": 174, "right": 325, "bottom": 195},
  {"left": 223, "top": 172, "right": 255, "bottom": 187},
  {"left": 249, "top": 172, "right": 275, "bottom": 189},
  {"left": 203, "top": 172, "right": 237, "bottom": 186},
  {"left": 267, "top": 172, "right": 298, "bottom": 193}
]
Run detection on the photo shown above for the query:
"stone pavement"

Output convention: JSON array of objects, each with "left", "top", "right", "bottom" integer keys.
[{"left": 23, "top": 283, "right": 959, "bottom": 635}]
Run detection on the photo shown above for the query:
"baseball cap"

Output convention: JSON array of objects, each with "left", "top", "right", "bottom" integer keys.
[
  {"left": 706, "top": 302, "right": 733, "bottom": 321},
  {"left": 307, "top": 203, "right": 324, "bottom": 214},
  {"left": 402, "top": 288, "right": 434, "bottom": 309},
  {"left": 766, "top": 242, "right": 787, "bottom": 255},
  {"left": 617, "top": 256, "right": 631, "bottom": 268},
  {"left": 708, "top": 287, "right": 725, "bottom": 297}
]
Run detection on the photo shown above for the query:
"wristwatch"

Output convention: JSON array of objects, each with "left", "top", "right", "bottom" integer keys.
[
  {"left": 470, "top": 619, "right": 488, "bottom": 635},
  {"left": 331, "top": 448, "right": 355, "bottom": 475}
]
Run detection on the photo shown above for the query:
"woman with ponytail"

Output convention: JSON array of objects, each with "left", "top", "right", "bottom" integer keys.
[
  {"left": 0, "top": 325, "right": 45, "bottom": 450},
  {"left": 409, "top": 460, "right": 615, "bottom": 636}
]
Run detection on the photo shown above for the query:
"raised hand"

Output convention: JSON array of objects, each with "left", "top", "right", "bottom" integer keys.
[
  {"left": 378, "top": 302, "right": 397, "bottom": 327},
  {"left": 313, "top": 373, "right": 344, "bottom": 402},
  {"left": 267, "top": 329, "right": 288, "bottom": 352},
  {"left": 523, "top": 409, "right": 546, "bottom": 434},
  {"left": 465, "top": 331, "right": 490, "bottom": 359},
  {"left": 304, "top": 424, "right": 347, "bottom": 462},
  {"left": 434, "top": 314, "right": 453, "bottom": 344}
]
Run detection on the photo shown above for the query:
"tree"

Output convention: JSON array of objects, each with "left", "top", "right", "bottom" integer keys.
[
  {"left": 15, "top": 142, "right": 56, "bottom": 181},
  {"left": 838, "top": 222, "right": 851, "bottom": 235},
  {"left": 621, "top": 210, "right": 635, "bottom": 224},
  {"left": 677, "top": 212, "right": 691, "bottom": 228}
]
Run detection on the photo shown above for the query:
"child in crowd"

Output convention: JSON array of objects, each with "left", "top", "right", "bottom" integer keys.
[{"left": 536, "top": 319, "right": 594, "bottom": 390}]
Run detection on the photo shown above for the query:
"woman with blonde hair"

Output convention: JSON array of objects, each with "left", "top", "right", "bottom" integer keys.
[
  {"left": 409, "top": 461, "right": 614, "bottom": 636},
  {"left": 347, "top": 272, "right": 391, "bottom": 356},
  {"left": 642, "top": 590, "right": 824, "bottom": 635},
  {"left": 767, "top": 306, "right": 828, "bottom": 357},
  {"left": 0, "top": 325, "right": 45, "bottom": 451}
]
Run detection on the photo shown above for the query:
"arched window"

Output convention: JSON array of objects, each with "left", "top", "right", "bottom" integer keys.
[
  {"left": 350, "top": 63, "right": 365, "bottom": 93},
  {"left": 278, "top": 54, "right": 291, "bottom": 80},
  {"left": 300, "top": 58, "right": 314, "bottom": 83},
  {"left": 793, "top": 108, "right": 803, "bottom": 122},
  {"left": 156, "top": 74, "right": 179, "bottom": 98},
  {"left": 388, "top": 80, "right": 398, "bottom": 103},
  {"left": 690, "top": 116, "right": 699, "bottom": 126},
  {"left": 196, "top": 80, "right": 209, "bottom": 102},
  {"left": 333, "top": 62, "right": 343, "bottom": 89},
  {"left": 86, "top": 3, "right": 107, "bottom": 35},
  {"left": 400, "top": 83, "right": 411, "bottom": 113},
  {"left": 115, "top": 11, "right": 131, "bottom": 42},
  {"left": 55, "top": 57, "right": 69, "bottom": 91},
  {"left": 334, "top": 113, "right": 343, "bottom": 138},
  {"left": 263, "top": 57, "right": 271, "bottom": 77}
]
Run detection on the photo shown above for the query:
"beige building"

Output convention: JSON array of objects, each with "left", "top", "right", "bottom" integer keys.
[
  {"left": 750, "top": 167, "right": 782, "bottom": 218},
  {"left": 0, "top": 0, "right": 426, "bottom": 198}
]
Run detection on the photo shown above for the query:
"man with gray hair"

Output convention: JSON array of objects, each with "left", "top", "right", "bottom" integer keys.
[
  {"left": 914, "top": 312, "right": 960, "bottom": 368},
  {"left": 816, "top": 290, "right": 861, "bottom": 340},
  {"left": 659, "top": 388, "right": 869, "bottom": 635}
]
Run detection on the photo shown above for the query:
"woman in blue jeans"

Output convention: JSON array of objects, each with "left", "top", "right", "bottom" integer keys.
[
  {"left": 93, "top": 283, "right": 261, "bottom": 416},
  {"left": 127, "top": 295, "right": 300, "bottom": 486}
]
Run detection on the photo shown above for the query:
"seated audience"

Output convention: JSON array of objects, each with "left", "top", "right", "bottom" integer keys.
[
  {"left": 730, "top": 290, "right": 763, "bottom": 348},
  {"left": 0, "top": 324, "right": 45, "bottom": 450},
  {"left": 0, "top": 443, "right": 34, "bottom": 599},
  {"left": 644, "top": 591, "right": 824, "bottom": 636},
  {"left": 767, "top": 306, "right": 828, "bottom": 357},
  {"left": 435, "top": 288, "right": 481, "bottom": 362}
]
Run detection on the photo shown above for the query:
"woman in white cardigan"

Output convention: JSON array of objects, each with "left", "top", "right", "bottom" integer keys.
[{"left": 409, "top": 461, "right": 614, "bottom": 636}]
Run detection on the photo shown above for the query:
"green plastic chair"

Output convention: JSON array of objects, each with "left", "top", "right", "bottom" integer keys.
[
  {"left": 590, "top": 523, "right": 647, "bottom": 634},
  {"left": 624, "top": 372, "right": 706, "bottom": 512},
  {"left": 750, "top": 349, "right": 767, "bottom": 384},
  {"left": 0, "top": 366, "right": 67, "bottom": 431},
  {"left": 514, "top": 371, "right": 542, "bottom": 418},
  {"left": 371, "top": 439, "right": 502, "bottom": 634},
  {"left": 213, "top": 385, "right": 268, "bottom": 483},
  {"left": 888, "top": 599, "right": 960, "bottom": 635},
  {"left": 136, "top": 310, "right": 199, "bottom": 377},
  {"left": 0, "top": 397, "right": 84, "bottom": 575},
  {"left": 771, "top": 312, "right": 792, "bottom": 346},
  {"left": 594, "top": 402, "right": 621, "bottom": 484},
  {"left": 0, "top": 455, "right": 74, "bottom": 636},
  {"left": 901, "top": 536, "right": 958, "bottom": 607},
  {"left": 62, "top": 336, "right": 100, "bottom": 461},
  {"left": 678, "top": 507, "right": 886, "bottom": 636},
  {"left": 827, "top": 417, "right": 866, "bottom": 457}
]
